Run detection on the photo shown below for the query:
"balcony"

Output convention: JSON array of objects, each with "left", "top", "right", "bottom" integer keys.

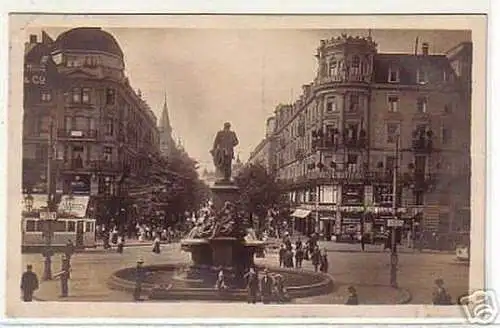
[
  {"left": 57, "top": 129, "right": 97, "bottom": 139},
  {"left": 59, "top": 159, "right": 121, "bottom": 172},
  {"left": 313, "top": 131, "right": 368, "bottom": 150}
]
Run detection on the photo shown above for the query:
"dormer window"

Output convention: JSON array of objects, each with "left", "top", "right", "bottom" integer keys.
[
  {"left": 329, "top": 60, "right": 337, "bottom": 76},
  {"left": 388, "top": 67, "right": 400, "bottom": 83},
  {"left": 352, "top": 56, "right": 360, "bottom": 69},
  {"left": 417, "top": 69, "right": 428, "bottom": 84}
]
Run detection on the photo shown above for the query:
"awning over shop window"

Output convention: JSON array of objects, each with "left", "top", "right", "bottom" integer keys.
[{"left": 291, "top": 209, "right": 311, "bottom": 218}]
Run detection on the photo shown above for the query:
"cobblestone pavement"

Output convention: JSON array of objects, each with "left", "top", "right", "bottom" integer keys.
[{"left": 21, "top": 242, "right": 468, "bottom": 304}]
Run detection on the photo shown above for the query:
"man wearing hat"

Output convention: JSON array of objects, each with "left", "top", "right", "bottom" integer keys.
[
  {"left": 20, "top": 264, "right": 39, "bottom": 302},
  {"left": 56, "top": 254, "right": 71, "bottom": 297},
  {"left": 134, "top": 259, "right": 146, "bottom": 301},
  {"left": 260, "top": 268, "right": 274, "bottom": 304}
]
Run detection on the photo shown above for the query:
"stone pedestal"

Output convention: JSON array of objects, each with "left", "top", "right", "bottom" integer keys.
[{"left": 211, "top": 180, "right": 240, "bottom": 210}]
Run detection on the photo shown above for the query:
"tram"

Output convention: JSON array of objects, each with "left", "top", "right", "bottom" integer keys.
[{"left": 21, "top": 194, "right": 96, "bottom": 250}]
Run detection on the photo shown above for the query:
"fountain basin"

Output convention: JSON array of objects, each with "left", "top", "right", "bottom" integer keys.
[{"left": 107, "top": 263, "right": 335, "bottom": 301}]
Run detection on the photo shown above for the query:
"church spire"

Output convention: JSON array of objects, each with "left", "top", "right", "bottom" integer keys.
[{"left": 160, "top": 92, "right": 172, "bottom": 134}]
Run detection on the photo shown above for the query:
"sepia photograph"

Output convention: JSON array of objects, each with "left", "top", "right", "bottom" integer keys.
[{"left": 5, "top": 14, "right": 487, "bottom": 320}]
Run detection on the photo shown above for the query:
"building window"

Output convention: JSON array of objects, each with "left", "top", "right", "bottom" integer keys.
[
  {"left": 105, "top": 118, "right": 114, "bottom": 136},
  {"left": 326, "top": 97, "right": 337, "bottom": 112},
  {"left": 82, "top": 88, "right": 91, "bottom": 104},
  {"left": 71, "top": 88, "right": 81, "bottom": 103},
  {"left": 72, "top": 146, "right": 84, "bottom": 168},
  {"left": 442, "top": 127, "right": 451, "bottom": 144},
  {"left": 415, "top": 191, "right": 424, "bottom": 205},
  {"left": 386, "top": 123, "right": 400, "bottom": 143},
  {"left": 38, "top": 116, "right": 50, "bottom": 133},
  {"left": 103, "top": 147, "right": 113, "bottom": 162},
  {"left": 329, "top": 60, "right": 337, "bottom": 76},
  {"left": 35, "top": 144, "right": 48, "bottom": 162},
  {"left": 106, "top": 88, "right": 116, "bottom": 105},
  {"left": 41, "top": 90, "right": 52, "bottom": 102},
  {"left": 388, "top": 67, "right": 400, "bottom": 82},
  {"left": 26, "top": 220, "right": 36, "bottom": 232},
  {"left": 417, "top": 69, "right": 428, "bottom": 84},
  {"left": 352, "top": 55, "right": 360, "bottom": 69},
  {"left": 385, "top": 156, "right": 396, "bottom": 171},
  {"left": 444, "top": 103, "right": 452, "bottom": 114},
  {"left": 347, "top": 153, "right": 358, "bottom": 165},
  {"left": 388, "top": 95, "right": 399, "bottom": 112},
  {"left": 417, "top": 96, "right": 427, "bottom": 113},
  {"left": 74, "top": 116, "right": 89, "bottom": 131},
  {"left": 348, "top": 94, "right": 359, "bottom": 112}
]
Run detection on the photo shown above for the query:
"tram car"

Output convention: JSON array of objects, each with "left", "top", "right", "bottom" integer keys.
[{"left": 22, "top": 194, "right": 96, "bottom": 250}]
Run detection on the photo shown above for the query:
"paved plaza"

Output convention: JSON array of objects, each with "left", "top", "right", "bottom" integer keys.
[{"left": 20, "top": 241, "right": 468, "bottom": 305}]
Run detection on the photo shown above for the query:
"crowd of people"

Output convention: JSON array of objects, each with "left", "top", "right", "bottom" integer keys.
[{"left": 277, "top": 232, "right": 329, "bottom": 273}]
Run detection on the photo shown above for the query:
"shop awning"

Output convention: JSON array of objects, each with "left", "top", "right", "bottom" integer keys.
[{"left": 291, "top": 209, "right": 311, "bottom": 218}]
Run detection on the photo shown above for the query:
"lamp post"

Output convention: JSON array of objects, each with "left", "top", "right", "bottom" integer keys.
[
  {"left": 390, "top": 135, "right": 400, "bottom": 288},
  {"left": 42, "top": 118, "right": 57, "bottom": 281}
]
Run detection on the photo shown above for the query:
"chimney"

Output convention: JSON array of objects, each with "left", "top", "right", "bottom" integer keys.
[
  {"left": 422, "top": 42, "right": 429, "bottom": 55},
  {"left": 29, "top": 34, "right": 37, "bottom": 44}
]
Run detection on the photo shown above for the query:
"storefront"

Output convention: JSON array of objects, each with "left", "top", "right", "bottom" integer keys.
[
  {"left": 63, "top": 174, "right": 91, "bottom": 195},
  {"left": 290, "top": 208, "right": 311, "bottom": 235}
]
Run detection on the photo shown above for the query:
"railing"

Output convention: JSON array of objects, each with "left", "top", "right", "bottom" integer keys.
[
  {"left": 58, "top": 159, "right": 121, "bottom": 171},
  {"left": 57, "top": 129, "right": 97, "bottom": 139}
]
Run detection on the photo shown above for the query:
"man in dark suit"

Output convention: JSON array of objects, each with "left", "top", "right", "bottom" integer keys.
[
  {"left": 260, "top": 268, "right": 274, "bottom": 304},
  {"left": 210, "top": 122, "right": 239, "bottom": 181},
  {"left": 20, "top": 264, "right": 39, "bottom": 302},
  {"left": 244, "top": 267, "right": 259, "bottom": 304}
]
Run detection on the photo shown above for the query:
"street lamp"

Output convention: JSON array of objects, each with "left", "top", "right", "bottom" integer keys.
[
  {"left": 24, "top": 193, "right": 34, "bottom": 213},
  {"left": 390, "top": 135, "right": 400, "bottom": 288}
]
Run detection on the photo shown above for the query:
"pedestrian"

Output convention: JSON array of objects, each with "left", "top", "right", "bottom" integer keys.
[
  {"left": 295, "top": 244, "right": 304, "bottom": 269},
  {"left": 134, "top": 259, "right": 146, "bottom": 301},
  {"left": 117, "top": 235, "right": 124, "bottom": 253},
  {"left": 111, "top": 227, "right": 118, "bottom": 245},
  {"left": 260, "top": 268, "right": 274, "bottom": 304},
  {"left": 65, "top": 239, "right": 75, "bottom": 260},
  {"left": 244, "top": 267, "right": 259, "bottom": 304},
  {"left": 152, "top": 234, "right": 161, "bottom": 254},
  {"left": 20, "top": 264, "right": 39, "bottom": 302},
  {"left": 432, "top": 278, "right": 452, "bottom": 305},
  {"left": 319, "top": 248, "right": 329, "bottom": 273},
  {"left": 273, "top": 274, "right": 290, "bottom": 303},
  {"left": 215, "top": 269, "right": 228, "bottom": 291},
  {"left": 311, "top": 246, "right": 321, "bottom": 272},
  {"left": 53, "top": 254, "right": 71, "bottom": 297},
  {"left": 285, "top": 248, "right": 294, "bottom": 268},
  {"left": 278, "top": 244, "right": 286, "bottom": 267},
  {"left": 295, "top": 238, "right": 303, "bottom": 251},
  {"left": 345, "top": 286, "right": 359, "bottom": 305},
  {"left": 360, "top": 233, "right": 366, "bottom": 251}
]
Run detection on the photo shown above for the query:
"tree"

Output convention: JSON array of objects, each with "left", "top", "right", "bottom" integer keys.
[
  {"left": 130, "top": 146, "right": 210, "bottom": 227},
  {"left": 233, "top": 163, "right": 286, "bottom": 234}
]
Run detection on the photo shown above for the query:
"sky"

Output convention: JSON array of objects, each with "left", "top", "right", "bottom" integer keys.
[{"left": 36, "top": 27, "right": 471, "bottom": 171}]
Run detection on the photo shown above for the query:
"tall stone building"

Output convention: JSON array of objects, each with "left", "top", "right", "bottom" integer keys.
[
  {"left": 22, "top": 27, "right": 160, "bottom": 226},
  {"left": 250, "top": 35, "right": 472, "bottom": 242}
]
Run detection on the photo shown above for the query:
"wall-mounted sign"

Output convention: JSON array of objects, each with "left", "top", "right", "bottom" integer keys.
[
  {"left": 24, "top": 64, "right": 47, "bottom": 85},
  {"left": 342, "top": 184, "right": 364, "bottom": 205}
]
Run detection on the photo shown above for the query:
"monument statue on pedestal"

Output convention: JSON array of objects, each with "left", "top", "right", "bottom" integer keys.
[{"left": 210, "top": 122, "right": 239, "bottom": 182}]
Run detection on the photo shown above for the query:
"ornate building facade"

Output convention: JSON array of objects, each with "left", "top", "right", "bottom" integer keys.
[
  {"left": 23, "top": 27, "right": 160, "bottom": 226},
  {"left": 250, "top": 35, "right": 472, "bottom": 241}
]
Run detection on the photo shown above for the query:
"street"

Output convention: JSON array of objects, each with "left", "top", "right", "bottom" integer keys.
[{"left": 21, "top": 241, "right": 468, "bottom": 304}]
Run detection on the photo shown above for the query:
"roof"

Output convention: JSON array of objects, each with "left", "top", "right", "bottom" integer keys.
[
  {"left": 372, "top": 53, "right": 453, "bottom": 84},
  {"left": 54, "top": 27, "right": 124, "bottom": 58}
]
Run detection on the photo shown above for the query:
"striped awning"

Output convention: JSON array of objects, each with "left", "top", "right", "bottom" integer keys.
[{"left": 291, "top": 209, "right": 311, "bottom": 218}]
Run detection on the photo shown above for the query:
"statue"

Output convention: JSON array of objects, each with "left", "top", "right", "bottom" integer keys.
[
  {"left": 185, "top": 201, "right": 245, "bottom": 240},
  {"left": 210, "top": 122, "right": 239, "bottom": 182}
]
